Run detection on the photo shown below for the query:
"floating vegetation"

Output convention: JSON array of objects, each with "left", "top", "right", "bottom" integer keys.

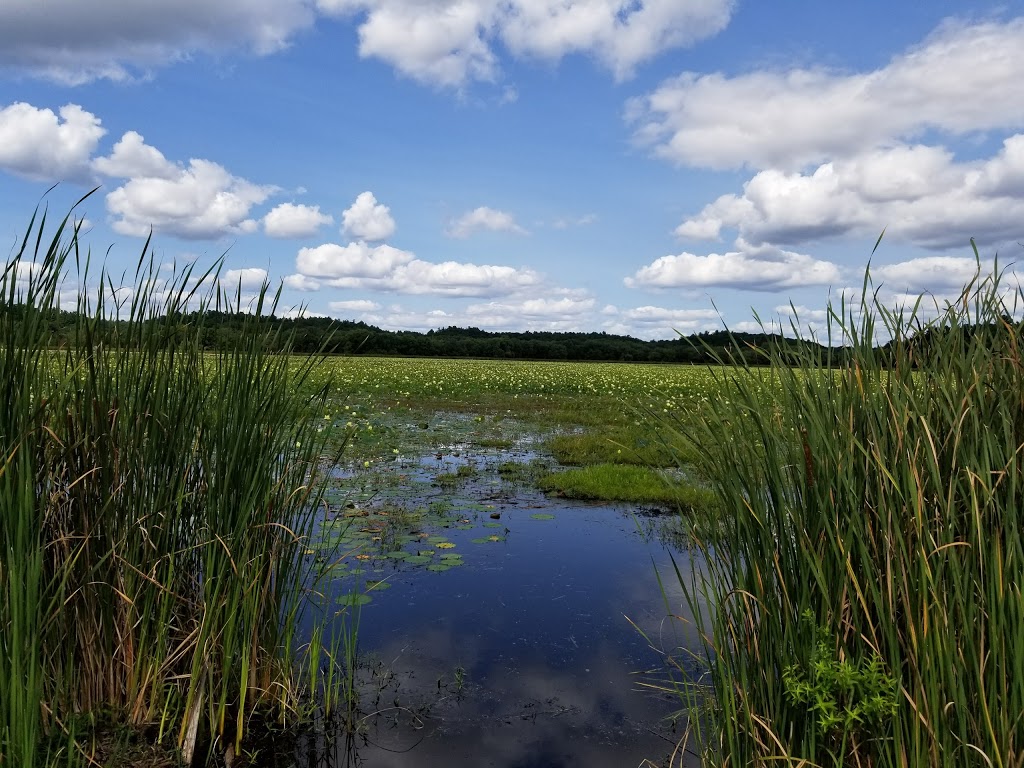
[
  {"left": 530, "top": 513, "right": 556, "bottom": 520},
  {"left": 337, "top": 592, "right": 373, "bottom": 607}
]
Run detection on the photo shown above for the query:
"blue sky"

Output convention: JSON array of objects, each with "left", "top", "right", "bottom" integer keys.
[{"left": 2, "top": 0, "right": 1023, "bottom": 338}]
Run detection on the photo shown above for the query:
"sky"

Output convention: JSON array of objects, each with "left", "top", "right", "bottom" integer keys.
[{"left": 2, "top": 0, "right": 1024, "bottom": 339}]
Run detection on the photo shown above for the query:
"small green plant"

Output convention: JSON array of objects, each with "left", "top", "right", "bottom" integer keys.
[{"left": 782, "top": 612, "right": 898, "bottom": 745}]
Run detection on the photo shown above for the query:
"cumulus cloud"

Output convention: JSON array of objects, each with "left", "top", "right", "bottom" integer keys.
[
  {"left": 341, "top": 191, "right": 396, "bottom": 241},
  {"left": 0, "top": 102, "right": 105, "bottom": 181},
  {"left": 91, "top": 130, "right": 277, "bottom": 238},
  {"left": 446, "top": 206, "right": 527, "bottom": 238},
  {"left": 264, "top": 202, "right": 334, "bottom": 238},
  {"left": 317, "top": 0, "right": 734, "bottom": 87},
  {"left": 283, "top": 273, "right": 322, "bottom": 291},
  {"left": 0, "top": 0, "right": 316, "bottom": 84},
  {"left": 601, "top": 305, "right": 720, "bottom": 338},
  {"left": 872, "top": 257, "right": 993, "bottom": 293},
  {"left": 294, "top": 239, "right": 542, "bottom": 297},
  {"left": 104, "top": 156, "right": 275, "bottom": 239},
  {"left": 329, "top": 299, "right": 381, "bottom": 312},
  {"left": 629, "top": 17, "right": 1024, "bottom": 171},
  {"left": 92, "top": 130, "right": 176, "bottom": 179},
  {"left": 676, "top": 137, "right": 1024, "bottom": 250},
  {"left": 626, "top": 240, "right": 841, "bottom": 291},
  {"left": 343, "top": 294, "right": 598, "bottom": 332},
  {"left": 222, "top": 267, "right": 269, "bottom": 289},
  {"left": 297, "top": 241, "right": 415, "bottom": 278}
]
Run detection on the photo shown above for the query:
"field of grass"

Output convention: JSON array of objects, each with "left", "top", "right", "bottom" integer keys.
[{"left": 296, "top": 355, "right": 730, "bottom": 506}]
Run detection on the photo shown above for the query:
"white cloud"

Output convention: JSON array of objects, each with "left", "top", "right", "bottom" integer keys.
[
  {"left": 626, "top": 240, "right": 841, "bottom": 291},
  {"left": 283, "top": 273, "right": 322, "bottom": 292},
  {"left": 264, "top": 202, "right": 334, "bottom": 238},
  {"left": 347, "top": 294, "right": 597, "bottom": 332},
  {"left": 92, "top": 131, "right": 176, "bottom": 179},
  {"left": 294, "top": 239, "right": 542, "bottom": 297},
  {"left": 331, "top": 259, "right": 543, "bottom": 297},
  {"left": 222, "top": 267, "right": 268, "bottom": 289},
  {"left": 105, "top": 156, "right": 275, "bottom": 239},
  {"left": 329, "top": 299, "right": 381, "bottom": 312},
  {"left": 629, "top": 17, "right": 1024, "bottom": 171},
  {"left": 0, "top": 0, "right": 316, "bottom": 84},
  {"left": 677, "top": 137, "right": 1024, "bottom": 250},
  {"left": 446, "top": 206, "right": 527, "bottom": 238},
  {"left": 297, "top": 241, "right": 415, "bottom": 278},
  {"left": 601, "top": 305, "right": 720, "bottom": 338},
  {"left": 872, "top": 257, "right": 990, "bottom": 293},
  {"left": 341, "top": 191, "right": 396, "bottom": 241},
  {"left": 317, "top": 0, "right": 734, "bottom": 87},
  {"left": 0, "top": 102, "right": 105, "bottom": 181}
]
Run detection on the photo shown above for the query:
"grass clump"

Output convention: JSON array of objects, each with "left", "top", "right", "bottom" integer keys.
[
  {"left": 0, "top": 202, "right": 352, "bottom": 767},
  {"left": 539, "top": 463, "right": 715, "bottom": 509},
  {"left": 668, "top": 253, "right": 1024, "bottom": 767},
  {"left": 546, "top": 425, "right": 689, "bottom": 467}
]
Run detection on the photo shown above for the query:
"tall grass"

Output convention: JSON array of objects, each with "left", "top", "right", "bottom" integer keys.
[
  {"left": 670, "top": 259, "right": 1024, "bottom": 766},
  {"left": 1, "top": 202, "right": 350, "bottom": 766}
]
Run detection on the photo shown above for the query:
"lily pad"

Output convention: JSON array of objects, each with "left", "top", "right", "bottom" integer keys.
[
  {"left": 365, "top": 580, "right": 392, "bottom": 591},
  {"left": 336, "top": 592, "right": 372, "bottom": 606},
  {"left": 405, "top": 555, "right": 432, "bottom": 565},
  {"left": 439, "top": 553, "right": 463, "bottom": 562},
  {"left": 530, "top": 513, "right": 556, "bottom": 520},
  {"left": 426, "top": 564, "right": 452, "bottom": 572},
  {"left": 483, "top": 522, "right": 504, "bottom": 529},
  {"left": 385, "top": 551, "right": 410, "bottom": 560},
  {"left": 436, "top": 542, "right": 457, "bottom": 549},
  {"left": 470, "top": 537, "right": 490, "bottom": 544},
  {"left": 417, "top": 549, "right": 435, "bottom": 556}
]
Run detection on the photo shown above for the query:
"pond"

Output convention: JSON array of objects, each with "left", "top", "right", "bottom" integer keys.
[{"left": 295, "top": 422, "right": 707, "bottom": 767}]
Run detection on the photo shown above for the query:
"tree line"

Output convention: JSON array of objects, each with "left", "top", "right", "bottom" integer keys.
[{"left": 8, "top": 304, "right": 843, "bottom": 363}]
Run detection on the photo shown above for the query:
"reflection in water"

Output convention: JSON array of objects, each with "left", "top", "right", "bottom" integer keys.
[{"left": 290, "top": 450, "right": 708, "bottom": 767}]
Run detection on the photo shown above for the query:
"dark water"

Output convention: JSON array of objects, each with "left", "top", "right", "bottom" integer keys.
[{"left": 297, "top": 445, "right": 706, "bottom": 767}]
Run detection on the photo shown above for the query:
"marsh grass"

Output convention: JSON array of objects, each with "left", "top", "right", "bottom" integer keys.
[
  {"left": 540, "top": 463, "right": 716, "bottom": 508},
  {"left": 546, "top": 425, "right": 694, "bottom": 467},
  {"left": 667, "top": 257, "right": 1024, "bottom": 766},
  {"left": 1, "top": 202, "right": 353, "bottom": 767}
]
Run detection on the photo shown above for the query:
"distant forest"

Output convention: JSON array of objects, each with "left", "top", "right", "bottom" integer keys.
[{"left": 13, "top": 305, "right": 840, "bottom": 364}]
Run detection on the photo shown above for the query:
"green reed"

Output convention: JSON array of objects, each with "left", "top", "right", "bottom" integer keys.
[
  {"left": 669, "top": 254, "right": 1023, "bottom": 766},
  {"left": 1, "top": 202, "right": 351, "bottom": 766}
]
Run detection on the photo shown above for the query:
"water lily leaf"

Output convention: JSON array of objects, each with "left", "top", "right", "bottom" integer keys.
[
  {"left": 530, "top": 513, "right": 556, "bottom": 520},
  {"left": 483, "top": 522, "right": 504, "bottom": 529},
  {"left": 470, "top": 537, "right": 490, "bottom": 544},
  {"left": 417, "top": 550, "right": 435, "bottom": 556},
  {"left": 436, "top": 542, "right": 456, "bottom": 549},
  {"left": 385, "top": 551, "right": 410, "bottom": 560},
  {"left": 365, "top": 580, "right": 392, "bottom": 591},
  {"left": 426, "top": 564, "right": 451, "bottom": 572},
  {"left": 337, "top": 592, "right": 372, "bottom": 606},
  {"left": 405, "top": 555, "right": 432, "bottom": 565},
  {"left": 439, "top": 553, "right": 463, "bottom": 561}
]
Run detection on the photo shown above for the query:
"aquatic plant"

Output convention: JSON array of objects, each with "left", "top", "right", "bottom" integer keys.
[
  {"left": 668, "top": 250, "right": 1024, "bottom": 766},
  {"left": 0, "top": 200, "right": 351, "bottom": 766}
]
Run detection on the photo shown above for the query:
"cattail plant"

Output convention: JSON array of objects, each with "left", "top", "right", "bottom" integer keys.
[
  {"left": 1, "top": 200, "right": 353, "bottom": 767},
  {"left": 667, "top": 248, "right": 1024, "bottom": 767}
]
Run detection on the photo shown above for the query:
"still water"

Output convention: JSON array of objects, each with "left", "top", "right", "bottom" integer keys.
[{"left": 295, "top": 445, "right": 705, "bottom": 767}]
